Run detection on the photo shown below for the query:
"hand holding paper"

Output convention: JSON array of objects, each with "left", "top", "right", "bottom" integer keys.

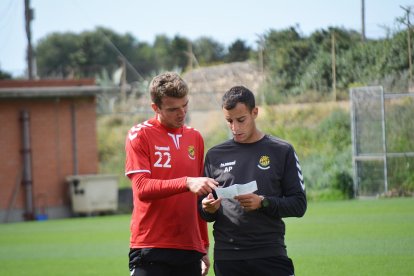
[{"left": 214, "top": 181, "right": 257, "bottom": 199}]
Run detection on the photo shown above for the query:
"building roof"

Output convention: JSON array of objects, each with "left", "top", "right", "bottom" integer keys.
[{"left": 0, "top": 79, "right": 116, "bottom": 99}]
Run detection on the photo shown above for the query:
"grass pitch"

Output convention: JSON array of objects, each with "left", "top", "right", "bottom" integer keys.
[{"left": 0, "top": 198, "right": 413, "bottom": 275}]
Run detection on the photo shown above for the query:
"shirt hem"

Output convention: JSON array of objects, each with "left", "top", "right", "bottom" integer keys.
[{"left": 214, "top": 247, "right": 287, "bottom": 260}]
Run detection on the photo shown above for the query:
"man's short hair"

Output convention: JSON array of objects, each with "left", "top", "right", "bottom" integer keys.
[
  {"left": 149, "top": 72, "right": 189, "bottom": 108},
  {"left": 222, "top": 86, "right": 256, "bottom": 111}
]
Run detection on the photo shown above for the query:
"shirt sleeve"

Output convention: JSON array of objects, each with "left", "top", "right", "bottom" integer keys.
[
  {"left": 198, "top": 152, "right": 219, "bottom": 222},
  {"left": 125, "top": 126, "right": 151, "bottom": 176},
  {"left": 130, "top": 173, "right": 188, "bottom": 201},
  {"left": 264, "top": 145, "right": 307, "bottom": 218}
]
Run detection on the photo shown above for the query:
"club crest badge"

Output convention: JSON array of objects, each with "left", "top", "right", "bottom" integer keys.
[
  {"left": 188, "top": 145, "right": 195, "bottom": 160},
  {"left": 257, "top": 155, "right": 270, "bottom": 170}
]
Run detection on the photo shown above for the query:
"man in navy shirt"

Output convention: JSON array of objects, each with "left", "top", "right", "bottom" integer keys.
[{"left": 199, "top": 86, "right": 307, "bottom": 276}]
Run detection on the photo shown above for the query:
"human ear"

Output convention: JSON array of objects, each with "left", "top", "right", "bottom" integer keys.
[
  {"left": 252, "top": 107, "right": 259, "bottom": 118},
  {"left": 151, "top": 103, "right": 160, "bottom": 113}
]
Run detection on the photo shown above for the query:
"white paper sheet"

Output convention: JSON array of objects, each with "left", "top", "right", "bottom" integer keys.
[{"left": 215, "top": 180, "right": 257, "bottom": 198}]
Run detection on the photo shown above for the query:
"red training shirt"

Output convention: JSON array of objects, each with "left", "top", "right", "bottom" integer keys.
[{"left": 125, "top": 117, "right": 209, "bottom": 253}]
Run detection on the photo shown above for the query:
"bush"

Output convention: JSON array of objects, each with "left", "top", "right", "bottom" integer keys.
[
  {"left": 306, "top": 188, "right": 346, "bottom": 201},
  {"left": 332, "top": 171, "right": 355, "bottom": 199}
]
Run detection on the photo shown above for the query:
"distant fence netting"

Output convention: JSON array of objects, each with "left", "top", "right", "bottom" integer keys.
[{"left": 350, "top": 86, "right": 414, "bottom": 197}]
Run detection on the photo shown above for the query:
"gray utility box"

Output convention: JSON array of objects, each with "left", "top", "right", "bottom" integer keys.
[{"left": 66, "top": 174, "right": 118, "bottom": 215}]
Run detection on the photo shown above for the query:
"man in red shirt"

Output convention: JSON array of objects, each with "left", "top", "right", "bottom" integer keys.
[{"left": 125, "top": 72, "right": 218, "bottom": 276}]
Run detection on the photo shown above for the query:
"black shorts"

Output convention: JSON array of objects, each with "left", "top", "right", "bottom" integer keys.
[
  {"left": 214, "top": 256, "right": 295, "bottom": 276},
  {"left": 129, "top": 248, "right": 204, "bottom": 276}
]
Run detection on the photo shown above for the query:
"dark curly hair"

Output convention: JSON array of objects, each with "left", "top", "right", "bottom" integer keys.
[{"left": 222, "top": 86, "right": 255, "bottom": 111}]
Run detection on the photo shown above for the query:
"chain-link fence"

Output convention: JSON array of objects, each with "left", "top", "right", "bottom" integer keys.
[{"left": 350, "top": 86, "right": 414, "bottom": 197}]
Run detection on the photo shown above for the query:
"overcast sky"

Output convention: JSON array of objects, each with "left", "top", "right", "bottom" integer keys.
[{"left": 0, "top": 0, "right": 409, "bottom": 77}]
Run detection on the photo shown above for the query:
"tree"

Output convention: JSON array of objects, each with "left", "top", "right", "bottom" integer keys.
[
  {"left": 0, "top": 69, "right": 12, "bottom": 79},
  {"left": 33, "top": 18, "right": 413, "bottom": 96},
  {"left": 36, "top": 32, "right": 80, "bottom": 77},
  {"left": 264, "top": 27, "right": 311, "bottom": 95},
  {"left": 170, "top": 35, "right": 190, "bottom": 71},
  {"left": 192, "top": 36, "right": 225, "bottom": 66},
  {"left": 131, "top": 41, "right": 155, "bottom": 81},
  {"left": 153, "top": 35, "right": 173, "bottom": 70},
  {"left": 303, "top": 27, "right": 362, "bottom": 92},
  {"left": 35, "top": 27, "right": 152, "bottom": 80},
  {"left": 225, "top": 39, "right": 251, "bottom": 62}
]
